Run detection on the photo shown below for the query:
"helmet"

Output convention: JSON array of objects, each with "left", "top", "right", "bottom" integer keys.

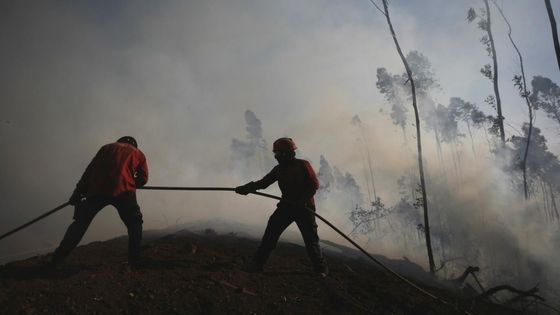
[
  {"left": 273, "top": 137, "right": 297, "bottom": 152},
  {"left": 117, "top": 136, "right": 138, "bottom": 148}
]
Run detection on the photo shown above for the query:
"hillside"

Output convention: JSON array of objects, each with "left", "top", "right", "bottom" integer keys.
[{"left": 0, "top": 228, "right": 529, "bottom": 315}]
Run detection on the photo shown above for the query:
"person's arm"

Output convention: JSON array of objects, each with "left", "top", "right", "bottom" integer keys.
[
  {"left": 298, "top": 160, "right": 320, "bottom": 207},
  {"left": 235, "top": 166, "right": 278, "bottom": 195},
  {"left": 135, "top": 153, "right": 149, "bottom": 187},
  {"left": 69, "top": 147, "right": 103, "bottom": 205}
]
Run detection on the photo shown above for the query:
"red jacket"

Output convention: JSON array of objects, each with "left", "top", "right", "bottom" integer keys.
[
  {"left": 253, "top": 158, "right": 320, "bottom": 208},
  {"left": 76, "top": 142, "right": 148, "bottom": 197}
]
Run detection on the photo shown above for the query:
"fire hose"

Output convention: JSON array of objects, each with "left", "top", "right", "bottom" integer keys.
[
  {"left": 0, "top": 202, "right": 70, "bottom": 242},
  {"left": 0, "top": 185, "right": 473, "bottom": 314}
]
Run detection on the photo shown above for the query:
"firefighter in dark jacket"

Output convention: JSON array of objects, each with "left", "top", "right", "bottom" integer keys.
[
  {"left": 235, "top": 137, "right": 328, "bottom": 276},
  {"left": 51, "top": 136, "right": 148, "bottom": 267}
]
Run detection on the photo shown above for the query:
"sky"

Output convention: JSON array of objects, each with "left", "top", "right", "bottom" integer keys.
[{"left": 1, "top": 0, "right": 560, "bottom": 294}]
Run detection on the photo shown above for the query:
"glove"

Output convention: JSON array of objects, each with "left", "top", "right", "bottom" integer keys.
[
  {"left": 69, "top": 190, "right": 84, "bottom": 206},
  {"left": 235, "top": 182, "right": 255, "bottom": 195}
]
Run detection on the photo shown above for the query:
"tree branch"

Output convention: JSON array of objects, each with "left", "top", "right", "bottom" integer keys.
[
  {"left": 368, "top": 0, "right": 386, "bottom": 17},
  {"left": 475, "top": 285, "right": 544, "bottom": 302}
]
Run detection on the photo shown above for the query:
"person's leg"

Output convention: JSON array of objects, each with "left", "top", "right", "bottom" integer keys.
[
  {"left": 252, "top": 208, "right": 293, "bottom": 270},
  {"left": 113, "top": 192, "right": 143, "bottom": 265},
  {"left": 295, "top": 210, "right": 328, "bottom": 274},
  {"left": 52, "top": 197, "right": 107, "bottom": 264}
]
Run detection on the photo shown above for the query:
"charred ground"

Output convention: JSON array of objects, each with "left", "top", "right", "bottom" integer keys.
[{"left": 0, "top": 228, "right": 528, "bottom": 315}]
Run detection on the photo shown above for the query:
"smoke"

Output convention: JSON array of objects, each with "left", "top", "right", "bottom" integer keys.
[{"left": 1, "top": 0, "right": 560, "bottom": 303}]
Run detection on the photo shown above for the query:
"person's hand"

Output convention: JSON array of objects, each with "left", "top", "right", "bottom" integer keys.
[
  {"left": 235, "top": 183, "right": 253, "bottom": 195},
  {"left": 69, "top": 191, "right": 84, "bottom": 206}
]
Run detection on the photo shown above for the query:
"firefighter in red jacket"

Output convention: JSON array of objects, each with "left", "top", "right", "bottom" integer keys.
[
  {"left": 51, "top": 136, "right": 148, "bottom": 267},
  {"left": 235, "top": 138, "right": 328, "bottom": 276}
]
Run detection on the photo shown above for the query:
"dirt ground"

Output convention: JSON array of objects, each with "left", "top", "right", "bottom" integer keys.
[{"left": 0, "top": 229, "right": 528, "bottom": 315}]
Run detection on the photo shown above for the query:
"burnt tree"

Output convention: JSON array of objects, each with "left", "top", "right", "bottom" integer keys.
[
  {"left": 492, "top": 0, "right": 535, "bottom": 200},
  {"left": 544, "top": 0, "right": 560, "bottom": 71},
  {"left": 377, "top": 0, "right": 436, "bottom": 275}
]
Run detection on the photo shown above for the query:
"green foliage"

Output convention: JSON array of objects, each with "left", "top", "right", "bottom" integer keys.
[
  {"left": 510, "top": 124, "right": 560, "bottom": 190},
  {"left": 434, "top": 104, "right": 464, "bottom": 143},
  {"left": 480, "top": 35, "right": 492, "bottom": 56},
  {"left": 530, "top": 76, "right": 560, "bottom": 126},
  {"left": 450, "top": 97, "right": 490, "bottom": 129},
  {"left": 413, "top": 184, "right": 424, "bottom": 210},
  {"left": 484, "top": 94, "right": 496, "bottom": 109},
  {"left": 480, "top": 64, "right": 493, "bottom": 80},
  {"left": 487, "top": 115, "right": 501, "bottom": 137},
  {"left": 471, "top": 109, "right": 489, "bottom": 127},
  {"left": 406, "top": 50, "right": 439, "bottom": 96},
  {"left": 467, "top": 7, "right": 476, "bottom": 22},
  {"left": 376, "top": 67, "right": 408, "bottom": 131},
  {"left": 466, "top": 7, "right": 488, "bottom": 32},
  {"left": 512, "top": 75, "right": 529, "bottom": 97},
  {"left": 348, "top": 197, "right": 393, "bottom": 236}
]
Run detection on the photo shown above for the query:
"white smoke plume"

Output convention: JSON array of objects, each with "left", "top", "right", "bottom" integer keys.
[{"left": 1, "top": 0, "right": 559, "bottom": 303}]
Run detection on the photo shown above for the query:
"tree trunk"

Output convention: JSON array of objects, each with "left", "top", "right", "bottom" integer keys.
[
  {"left": 522, "top": 111, "right": 533, "bottom": 200},
  {"left": 434, "top": 129, "right": 446, "bottom": 175},
  {"left": 541, "top": 179, "right": 550, "bottom": 220},
  {"left": 492, "top": 0, "right": 535, "bottom": 200},
  {"left": 382, "top": 0, "right": 436, "bottom": 275},
  {"left": 453, "top": 141, "right": 462, "bottom": 174},
  {"left": 466, "top": 120, "right": 476, "bottom": 157},
  {"left": 548, "top": 183, "right": 559, "bottom": 221},
  {"left": 358, "top": 143, "right": 373, "bottom": 205},
  {"left": 544, "top": 0, "right": 560, "bottom": 71},
  {"left": 365, "top": 148, "right": 378, "bottom": 201},
  {"left": 359, "top": 124, "right": 378, "bottom": 201},
  {"left": 554, "top": 111, "right": 560, "bottom": 129},
  {"left": 484, "top": 0, "right": 505, "bottom": 145},
  {"left": 483, "top": 127, "right": 492, "bottom": 154}
]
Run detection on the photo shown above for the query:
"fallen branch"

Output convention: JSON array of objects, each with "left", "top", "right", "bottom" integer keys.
[
  {"left": 535, "top": 301, "right": 560, "bottom": 315},
  {"left": 475, "top": 285, "right": 544, "bottom": 302},
  {"left": 435, "top": 258, "right": 466, "bottom": 274},
  {"left": 450, "top": 266, "right": 480, "bottom": 286}
]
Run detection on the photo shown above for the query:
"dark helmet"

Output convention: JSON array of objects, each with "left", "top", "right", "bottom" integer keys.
[
  {"left": 117, "top": 136, "right": 138, "bottom": 148},
  {"left": 272, "top": 137, "right": 297, "bottom": 152}
]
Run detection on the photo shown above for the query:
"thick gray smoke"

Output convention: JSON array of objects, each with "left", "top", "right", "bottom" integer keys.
[{"left": 1, "top": 0, "right": 560, "bottom": 304}]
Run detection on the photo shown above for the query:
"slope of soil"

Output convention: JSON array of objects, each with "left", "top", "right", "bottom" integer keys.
[{"left": 0, "top": 229, "right": 524, "bottom": 315}]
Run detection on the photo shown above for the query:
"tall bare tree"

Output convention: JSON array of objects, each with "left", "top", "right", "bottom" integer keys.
[
  {"left": 351, "top": 115, "right": 378, "bottom": 202},
  {"left": 511, "top": 125, "right": 560, "bottom": 221},
  {"left": 468, "top": 1, "right": 505, "bottom": 145},
  {"left": 374, "top": 0, "right": 436, "bottom": 275},
  {"left": 492, "top": 1, "right": 534, "bottom": 200},
  {"left": 544, "top": 0, "right": 560, "bottom": 71}
]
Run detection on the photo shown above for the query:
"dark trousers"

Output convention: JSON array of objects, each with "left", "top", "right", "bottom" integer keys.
[
  {"left": 53, "top": 193, "right": 143, "bottom": 264},
  {"left": 254, "top": 205, "right": 327, "bottom": 273}
]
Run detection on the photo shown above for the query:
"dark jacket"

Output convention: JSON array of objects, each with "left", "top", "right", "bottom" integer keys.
[{"left": 252, "top": 158, "right": 319, "bottom": 209}]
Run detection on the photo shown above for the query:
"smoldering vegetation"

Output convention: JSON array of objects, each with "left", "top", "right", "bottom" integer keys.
[
  {"left": 0, "top": 0, "right": 559, "bottom": 311},
  {"left": 227, "top": 87, "right": 560, "bottom": 306},
  {"left": 227, "top": 47, "right": 560, "bottom": 304}
]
